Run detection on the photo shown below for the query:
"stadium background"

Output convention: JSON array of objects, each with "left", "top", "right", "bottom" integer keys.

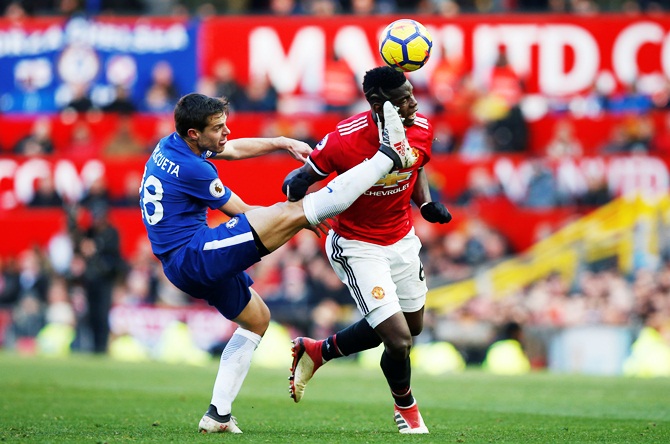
[{"left": 1, "top": 3, "right": 670, "bottom": 376}]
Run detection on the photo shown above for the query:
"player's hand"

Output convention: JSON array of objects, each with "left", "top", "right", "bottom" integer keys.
[
  {"left": 305, "top": 220, "right": 332, "bottom": 238},
  {"left": 279, "top": 136, "right": 312, "bottom": 162},
  {"left": 420, "top": 202, "right": 452, "bottom": 224},
  {"left": 282, "top": 170, "right": 313, "bottom": 202}
]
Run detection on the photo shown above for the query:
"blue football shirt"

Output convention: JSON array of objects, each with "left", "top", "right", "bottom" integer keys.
[{"left": 140, "top": 132, "right": 232, "bottom": 257}]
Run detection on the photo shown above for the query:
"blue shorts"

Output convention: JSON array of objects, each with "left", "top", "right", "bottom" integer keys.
[{"left": 161, "top": 214, "right": 261, "bottom": 319}]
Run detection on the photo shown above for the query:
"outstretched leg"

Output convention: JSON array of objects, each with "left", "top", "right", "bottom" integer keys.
[{"left": 199, "top": 289, "right": 270, "bottom": 434}]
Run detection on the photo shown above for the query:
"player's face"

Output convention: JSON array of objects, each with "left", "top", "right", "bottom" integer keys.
[
  {"left": 197, "top": 112, "right": 230, "bottom": 154},
  {"left": 386, "top": 80, "right": 419, "bottom": 127}
]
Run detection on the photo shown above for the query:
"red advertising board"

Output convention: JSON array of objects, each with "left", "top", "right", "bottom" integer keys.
[
  {"left": 1, "top": 152, "right": 668, "bottom": 258},
  {"left": 199, "top": 14, "right": 670, "bottom": 97}
]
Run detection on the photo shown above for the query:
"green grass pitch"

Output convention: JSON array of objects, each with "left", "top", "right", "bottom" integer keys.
[{"left": 0, "top": 352, "right": 668, "bottom": 443}]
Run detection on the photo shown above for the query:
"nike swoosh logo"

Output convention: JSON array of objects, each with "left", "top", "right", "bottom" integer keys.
[{"left": 326, "top": 187, "right": 333, "bottom": 193}]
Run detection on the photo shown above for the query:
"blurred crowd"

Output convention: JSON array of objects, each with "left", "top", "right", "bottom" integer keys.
[
  {"left": 0, "top": 202, "right": 127, "bottom": 354},
  {"left": 3, "top": 0, "right": 670, "bottom": 17},
  {"left": 430, "top": 263, "right": 670, "bottom": 364},
  {"left": 1, "top": 195, "right": 669, "bottom": 367}
]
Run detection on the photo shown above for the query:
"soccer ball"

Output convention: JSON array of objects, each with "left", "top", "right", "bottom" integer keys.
[{"left": 379, "top": 19, "right": 433, "bottom": 73}]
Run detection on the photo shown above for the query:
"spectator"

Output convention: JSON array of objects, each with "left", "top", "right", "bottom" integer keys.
[
  {"left": 13, "top": 116, "right": 54, "bottom": 156},
  {"left": 547, "top": 0, "right": 567, "bottom": 12},
  {"left": 61, "top": 119, "right": 102, "bottom": 158},
  {"left": 58, "top": 0, "right": 86, "bottom": 17},
  {"left": 142, "top": 61, "right": 180, "bottom": 113},
  {"left": 0, "top": 256, "right": 20, "bottom": 308},
  {"left": 103, "top": 115, "right": 145, "bottom": 157},
  {"left": 521, "top": 159, "right": 566, "bottom": 208},
  {"left": 431, "top": 0, "right": 460, "bottom": 15},
  {"left": 98, "top": 0, "right": 144, "bottom": 14},
  {"left": 456, "top": 166, "right": 504, "bottom": 206},
  {"left": 3, "top": 1, "right": 26, "bottom": 23},
  {"left": 266, "top": 0, "right": 304, "bottom": 14},
  {"left": 9, "top": 294, "right": 45, "bottom": 353},
  {"left": 459, "top": 109, "right": 494, "bottom": 159},
  {"left": 80, "top": 176, "right": 112, "bottom": 211},
  {"left": 305, "top": 256, "right": 352, "bottom": 314},
  {"left": 437, "top": 231, "right": 476, "bottom": 282},
  {"left": 289, "top": 118, "right": 319, "bottom": 148},
  {"left": 350, "top": 0, "right": 393, "bottom": 14},
  {"left": 15, "top": 248, "right": 50, "bottom": 304},
  {"left": 427, "top": 47, "right": 467, "bottom": 114},
  {"left": 28, "top": 176, "right": 63, "bottom": 208},
  {"left": 576, "top": 171, "right": 613, "bottom": 208},
  {"left": 481, "top": 229, "right": 512, "bottom": 265},
  {"left": 631, "top": 114, "right": 655, "bottom": 153},
  {"left": 322, "top": 55, "right": 358, "bottom": 114},
  {"left": 62, "top": 82, "right": 96, "bottom": 114},
  {"left": 307, "top": 0, "right": 338, "bottom": 14},
  {"left": 484, "top": 49, "right": 528, "bottom": 153},
  {"left": 102, "top": 85, "right": 137, "bottom": 114},
  {"left": 140, "top": 0, "right": 179, "bottom": 14},
  {"left": 571, "top": 0, "right": 599, "bottom": 14},
  {"left": 236, "top": 75, "right": 278, "bottom": 112},
  {"left": 482, "top": 321, "right": 531, "bottom": 375},
  {"left": 211, "top": 59, "right": 245, "bottom": 110},
  {"left": 431, "top": 122, "right": 457, "bottom": 154},
  {"left": 117, "top": 238, "right": 161, "bottom": 306},
  {"left": 70, "top": 204, "right": 126, "bottom": 353},
  {"left": 545, "top": 119, "right": 583, "bottom": 160},
  {"left": 487, "top": 103, "right": 528, "bottom": 153},
  {"left": 113, "top": 171, "right": 143, "bottom": 208},
  {"left": 600, "top": 123, "right": 634, "bottom": 154}
]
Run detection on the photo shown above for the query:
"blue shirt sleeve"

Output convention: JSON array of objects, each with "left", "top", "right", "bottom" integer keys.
[{"left": 179, "top": 158, "right": 232, "bottom": 210}]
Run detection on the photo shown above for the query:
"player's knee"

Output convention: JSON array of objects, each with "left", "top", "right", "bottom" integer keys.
[
  {"left": 384, "top": 336, "right": 412, "bottom": 360},
  {"left": 238, "top": 294, "right": 271, "bottom": 336},
  {"left": 404, "top": 308, "right": 425, "bottom": 337},
  {"left": 245, "top": 311, "right": 270, "bottom": 337},
  {"left": 409, "top": 321, "right": 424, "bottom": 337},
  {"left": 255, "top": 303, "right": 271, "bottom": 334}
]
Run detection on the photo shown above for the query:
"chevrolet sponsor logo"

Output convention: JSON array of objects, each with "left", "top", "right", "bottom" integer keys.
[{"left": 374, "top": 171, "right": 411, "bottom": 188}]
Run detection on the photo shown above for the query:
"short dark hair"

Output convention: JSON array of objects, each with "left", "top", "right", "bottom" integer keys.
[
  {"left": 174, "top": 93, "right": 229, "bottom": 137},
  {"left": 362, "top": 66, "right": 407, "bottom": 104}
]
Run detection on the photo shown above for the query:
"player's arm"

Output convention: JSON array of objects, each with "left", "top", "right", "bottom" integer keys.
[
  {"left": 212, "top": 137, "right": 312, "bottom": 162},
  {"left": 218, "top": 191, "right": 260, "bottom": 217},
  {"left": 281, "top": 163, "right": 325, "bottom": 202},
  {"left": 412, "top": 167, "right": 452, "bottom": 224}
]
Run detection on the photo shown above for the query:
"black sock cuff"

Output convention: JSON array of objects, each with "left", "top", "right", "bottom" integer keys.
[
  {"left": 335, "top": 319, "right": 382, "bottom": 356},
  {"left": 205, "top": 404, "right": 231, "bottom": 422},
  {"left": 249, "top": 224, "right": 271, "bottom": 257}
]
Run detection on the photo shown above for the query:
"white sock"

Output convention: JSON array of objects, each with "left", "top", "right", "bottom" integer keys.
[
  {"left": 303, "top": 151, "right": 393, "bottom": 225},
  {"left": 210, "top": 328, "right": 261, "bottom": 416}
]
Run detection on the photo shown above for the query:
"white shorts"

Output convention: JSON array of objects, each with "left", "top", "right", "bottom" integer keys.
[{"left": 325, "top": 228, "right": 427, "bottom": 328}]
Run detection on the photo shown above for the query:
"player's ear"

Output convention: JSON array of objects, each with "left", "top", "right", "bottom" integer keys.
[
  {"left": 371, "top": 102, "right": 383, "bottom": 119},
  {"left": 187, "top": 128, "right": 199, "bottom": 141}
]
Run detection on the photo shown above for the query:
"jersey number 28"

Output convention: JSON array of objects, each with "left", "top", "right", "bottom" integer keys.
[{"left": 140, "top": 168, "right": 164, "bottom": 226}]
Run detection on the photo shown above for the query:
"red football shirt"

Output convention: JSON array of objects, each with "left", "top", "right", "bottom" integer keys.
[{"left": 308, "top": 111, "right": 433, "bottom": 245}]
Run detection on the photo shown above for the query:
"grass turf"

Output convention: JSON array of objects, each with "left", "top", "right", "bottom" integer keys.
[{"left": 0, "top": 351, "right": 668, "bottom": 443}]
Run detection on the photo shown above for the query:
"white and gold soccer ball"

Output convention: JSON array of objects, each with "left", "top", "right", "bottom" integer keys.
[{"left": 379, "top": 19, "right": 433, "bottom": 73}]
